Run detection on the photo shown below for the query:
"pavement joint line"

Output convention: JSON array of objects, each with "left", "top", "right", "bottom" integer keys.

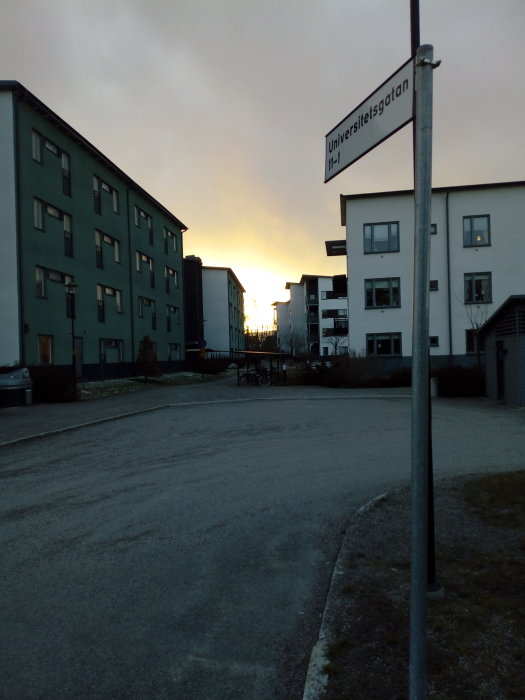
[{"left": 0, "top": 394, "right": 411, "bottom": 448}]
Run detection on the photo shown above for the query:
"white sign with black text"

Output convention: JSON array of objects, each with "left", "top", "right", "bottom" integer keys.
[{"left": 324, "top": 57, "right": 414, "bottom": 182}]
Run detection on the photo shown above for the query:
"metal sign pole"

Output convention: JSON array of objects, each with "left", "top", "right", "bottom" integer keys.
[{"left": 410, "top": 43, "right": 439, "bottom": 699}]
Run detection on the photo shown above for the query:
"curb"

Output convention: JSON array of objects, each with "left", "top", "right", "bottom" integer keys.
[
  {"left": 302, "top": 493, "right": 388, "bottom": 700},
  {"left": 0, "top": 404, "right": 171, "bottom": 448}
]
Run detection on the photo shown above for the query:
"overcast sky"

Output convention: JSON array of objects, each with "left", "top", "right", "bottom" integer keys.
[{"left": 2, "top": 0, "right": 524, "bottom": 327}]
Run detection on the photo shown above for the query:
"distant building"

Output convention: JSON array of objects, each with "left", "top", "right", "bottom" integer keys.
[
  {"left": 276, "top": 274, "right": 348, "bottom": 358},
  {"left": 201, "top": 267, "right": 245, "bottom": 354},
  {"left": 0, "top": 80, "right": 187, "bottom": 377},
  {"left": 338, "top": 181, "right": 525, "bottom": 371},
  {"left": 183, "top": 255, "right": 205, "bottom": 356}
]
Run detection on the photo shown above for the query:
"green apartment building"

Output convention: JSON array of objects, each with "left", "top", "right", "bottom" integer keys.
[{"left": 0, "top": 81, "right": 187, "bottom": 378}]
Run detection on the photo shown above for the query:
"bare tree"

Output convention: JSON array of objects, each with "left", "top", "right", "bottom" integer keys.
[{"left": 465, "top": 303, "right": 490, "bottom": 370}]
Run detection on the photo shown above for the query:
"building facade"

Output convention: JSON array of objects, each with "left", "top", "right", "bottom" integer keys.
[
  {"left": 201, "top": 267, "right": 245, "bottom": 354},
  {"left": 277, "top": 274, "right": 348, "bottom": 358},
  {"left": 0, "top": 81, "right": 187, "bottom": 378},
  {"left": 340, "top": 181, "right": 525, "bottom": 370},
  {"left": 183, "top": 255, "right": 205, "bottom": 355}
]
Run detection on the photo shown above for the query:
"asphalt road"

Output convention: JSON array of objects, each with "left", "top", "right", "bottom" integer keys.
[{"left": 1, "top": 389, "right": 523, "bottom": 699}]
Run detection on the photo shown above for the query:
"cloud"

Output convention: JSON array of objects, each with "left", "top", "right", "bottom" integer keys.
[{"left": 1, "top": 0, "right": 524, "bottom": 327}]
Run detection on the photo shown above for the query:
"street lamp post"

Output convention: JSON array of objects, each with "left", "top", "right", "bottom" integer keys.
[{"left": 64, "top": 282, "right": 78, "bottom": 399}]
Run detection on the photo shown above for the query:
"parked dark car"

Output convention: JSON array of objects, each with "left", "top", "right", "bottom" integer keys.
[{"left": 0, "top": 368, "right": 33, "bottom": 407}]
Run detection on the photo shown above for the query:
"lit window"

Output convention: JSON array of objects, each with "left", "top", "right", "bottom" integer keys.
[
  {"left": 463, "top": 215, "right": 490, "bottom": 247},
  {"left": 38, "top": 335, "right": 53, "bottom": 364}
]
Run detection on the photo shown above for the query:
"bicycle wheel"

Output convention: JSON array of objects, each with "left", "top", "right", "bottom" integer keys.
[{"left": 258, "top": 374, "right": 271, "bottom": 387}]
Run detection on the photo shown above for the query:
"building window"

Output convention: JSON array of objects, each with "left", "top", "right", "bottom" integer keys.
[
  {"left": 166, "top": 304, "right": 180, "bottom": 331},
  {"left": 139, "top": 296, "right": 156, "bottom": 329},
  {"left": 38, "top": 335, "right": 53, "bottom": 364},
  {"left": 365, "top": 278, "right": 400, "bottom": 308},
  {"left": 364, "top": 222, "right": 399, "bottom": 254},
  {"left": 97, "top": 284, "right": 122, "bottom": 321},
  {"left": 99, "top": 338, "right": 124, "bottom": 363},
  {"left": 36, "top": 267, "right": 73, "bottom": 297},
  {"left": 322, "top": 309, "right": 348, "bottom": 318},
  {"left": 463, "top": 215, "right": 490, "bottom": 247},
  {"left": 164, "top": 228, "right": 177, "bottom": 254},
  {"left": 137, "top": 251, "right": 155, "bottom": 287},
  {"left": 430, "top": 223, "right": 437, "bottom": 235},
  {"left": 95, "top": 231, "right": 120, "bottom": 267},
  {"left": 32, "top": 130, "right": 42, "bottom": 163},
  {"left": 34, "top": 199, "right": 72, "bottom": 243},
  {"left": 44, "top": 138, "right": 59, "bottom": 156},
  {"left": 64, "top": 214, "right": 73, "bottom": 257},
  {"left": 165, "top": 266, "right": 178, "bottom": 293},
  {"left": 429, "top": 336, "right": 439, "bottom": 347},
  {"left": 61, "top": 152, "right": 71, "bottom": 196},
  {"left": 34, "top": 199, "right": 43, "bottom": 229},
  {"left": 168, "top": 342, "right": 180, "bottom": 361},
  {"left": 366, "top": 332, "right": 402, "bottom": 356},
  {"left": 464, "top": 272, "right": 492, "bottom": 304},
  {"left": 93, "top": 175, "right": 119, "bottom": 214},
  {"left": 32, "top": 131, "right": 71, "bottom": 195},
  {"left": 36, "top": 266, "right": 45, "bottom": 297},
  {"left": 134, "top": 206, "right": 153, "bottom": 244},
  {"left": 429, "top": 280, "right": 439, "bottom": 291}
]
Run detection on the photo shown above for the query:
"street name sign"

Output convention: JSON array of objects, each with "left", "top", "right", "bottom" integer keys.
[{"left": 324, "top": 57, "right": 415, "bottom": 182}]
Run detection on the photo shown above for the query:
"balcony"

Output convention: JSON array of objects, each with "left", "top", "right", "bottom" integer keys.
[{"left": 322, "top": 325, "right": 348, "bottom": 337}]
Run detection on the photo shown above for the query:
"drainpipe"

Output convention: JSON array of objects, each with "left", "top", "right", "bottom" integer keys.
[
  {"left": 445, "top": 191, "right": 453, "bottom": 363},
  {"left": 126, "top": 187, "right": 136, "bottom": 366}
]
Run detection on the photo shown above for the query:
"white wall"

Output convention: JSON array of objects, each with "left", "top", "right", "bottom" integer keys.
[
  {"left": 202, "top": 269, "right": 229, "bottom": 351},
  {"left": 0, "top": 92, "right": 21, "bottom": 366},
  {"left": 288, "top": 283, "right": 307, "bottom": 354},
  {"left": 318, "top": 276, "right": 348, "bottom": 355},
  {"left": 344, "top": 183, "right": 525, "bottom": 359}
]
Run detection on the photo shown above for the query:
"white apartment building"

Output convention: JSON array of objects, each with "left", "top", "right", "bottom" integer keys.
[
  {"left": 201, "top": 266, "right": 245, "bottom": 354},
  {"left": 276, "top": 274, "right": 348, "bottom": 358},
  {"left": 339, "top": 181, "right": 525, "bottom": 369}
]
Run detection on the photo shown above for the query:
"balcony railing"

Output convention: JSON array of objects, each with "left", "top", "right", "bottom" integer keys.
[{"left": 322, "top": 326, "right": 348, "bottom": 337}]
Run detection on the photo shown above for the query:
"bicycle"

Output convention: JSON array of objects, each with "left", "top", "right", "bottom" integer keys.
[{"left": 239, "top": 369, "right": 272, "bottom": 387}]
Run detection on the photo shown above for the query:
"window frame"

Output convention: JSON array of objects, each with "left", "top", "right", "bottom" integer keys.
[
  {"left": 364, "top": 277, "right": 401, "bottom": 309},
  {"left": 363, "top": 221, "right": 400, "bottom": 254},
  {"left": 38, "top": 335, "right": 53, "bottom": 365},
  {"left": 464, "top": 272, "right": 492, "bottom": 304},
  {"left": 366, "top": 332, "right": 402, "bottom": 357},
  {"left": 463, "top": 215, "right": 490, "bottom": 247}
]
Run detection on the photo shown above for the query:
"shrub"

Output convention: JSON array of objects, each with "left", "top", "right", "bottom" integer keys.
[
  {"left": 135, "top": 335, "right": 161, "bottom": 382},
  {"left": 436, "top": 366, "right": 484, "bottom": 396},
  {"left": 29, "top": 365, "right": 76, "bottom": 403}
]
